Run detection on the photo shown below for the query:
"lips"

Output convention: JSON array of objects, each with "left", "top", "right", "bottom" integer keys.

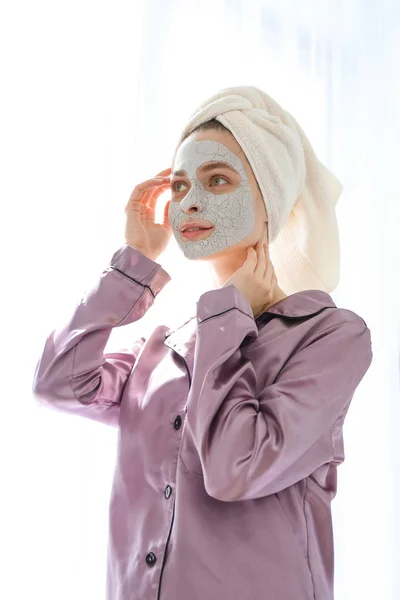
[
  {"left": 179, "top": 220, "right": 214, "bottom": 233},
  {"left": 182, "top": 226, "right": 213, "bottom": 232},
  {"left": 181, "top": 227, "right": 214, "bottom": 240}
]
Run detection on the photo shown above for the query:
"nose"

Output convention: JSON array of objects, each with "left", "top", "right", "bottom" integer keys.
[
  {"left": 179, "top": 186, "right": 203, "bottom": 214},
  {"left": 182, "top": 204, "right": 200, "bottom": 214}
]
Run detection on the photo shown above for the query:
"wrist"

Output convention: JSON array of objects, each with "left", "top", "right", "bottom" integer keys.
[{"left": 125, "top": 243, "right": 158, "bottom": 262}]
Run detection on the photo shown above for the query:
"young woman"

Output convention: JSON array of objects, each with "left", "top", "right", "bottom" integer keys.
[{"left": 33, "top": 86, "right": 373, "bottom": 600}]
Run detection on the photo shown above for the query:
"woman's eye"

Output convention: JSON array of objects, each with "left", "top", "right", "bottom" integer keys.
[
  {"left": 210, "top": 175, "right": 229, "bottom": 186},
  {"left": 172, "top": 181, "right": 188, "bottom": 192}
]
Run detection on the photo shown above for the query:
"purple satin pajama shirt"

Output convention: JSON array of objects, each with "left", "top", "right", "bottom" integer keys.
[{"left": 32, "top": 244, "right": 373, "bottom": 600}]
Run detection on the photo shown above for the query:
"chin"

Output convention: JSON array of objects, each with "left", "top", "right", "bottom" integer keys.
[{"left": 199, "top": 245, "right": 248, "bottom": 263}]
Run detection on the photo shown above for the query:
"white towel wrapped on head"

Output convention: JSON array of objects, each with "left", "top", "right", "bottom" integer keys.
[{"left": 174, "top": 85, "right": 343, "bottom": 295}]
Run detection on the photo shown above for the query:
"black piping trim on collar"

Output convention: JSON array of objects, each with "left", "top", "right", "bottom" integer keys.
[
  {"left": 164, "top": 305, "right": 336, "bottom": 339},
  {"left": 259, "top": 305, "right": 336, "bottom": 321}
]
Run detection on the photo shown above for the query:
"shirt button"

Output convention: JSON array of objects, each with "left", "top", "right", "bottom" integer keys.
[
  {"left": 165, "top": 485, "right": 172, "bottom": 499},
  {"left": 174, "top": 415, "right": 182, "bottom": 430},
  {"left": 146, "top": 552, "right": 157, "bottom": 567}
]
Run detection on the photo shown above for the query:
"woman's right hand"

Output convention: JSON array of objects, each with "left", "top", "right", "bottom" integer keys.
[{"left": 124, "top": 167, "right": 172, "bottom": 261}]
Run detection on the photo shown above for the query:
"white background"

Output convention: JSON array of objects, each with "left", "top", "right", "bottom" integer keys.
[{"left": 1, "top": 0, "right": 399, "bottom": 598}]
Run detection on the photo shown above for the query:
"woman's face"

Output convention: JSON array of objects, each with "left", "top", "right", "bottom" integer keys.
[{"left": 168, "top": 127, "right": 268, "bottom": 261}]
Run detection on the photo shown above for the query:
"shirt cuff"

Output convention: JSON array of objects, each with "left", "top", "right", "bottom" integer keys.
[
  {"left": 196, "top": 284, "right": 254, "bottom": 324},
  {"left": 111, "top": 244, "right": 171, "bottom": 297}
]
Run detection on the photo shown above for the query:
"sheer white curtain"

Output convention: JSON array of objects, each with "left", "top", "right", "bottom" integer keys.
[{"left": 1, "top": 0, "right": 398, "bottom": 598}]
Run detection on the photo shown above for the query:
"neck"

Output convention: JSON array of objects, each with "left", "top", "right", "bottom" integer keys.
[
  {"left": 257, "top": 286, "right": 288, "bottom": 314},
  {"left": 207, "top": 249, "right": 288, "bottom": 314}
]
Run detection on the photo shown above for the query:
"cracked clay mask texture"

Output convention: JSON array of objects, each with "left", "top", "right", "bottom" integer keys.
[{"left": 168, "top": 139, "right": 255, "bottom": 259}]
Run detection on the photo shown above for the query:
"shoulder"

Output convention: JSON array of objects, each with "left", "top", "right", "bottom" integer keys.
[
  {"left": 310, "top": 304, "right": 369, "bottom": 335},
  {"left": 291, "top": 305, "right": 372, "bottom": 361},
  {"left": 329, "top": 306, "right": 368, "bottom": 329}
]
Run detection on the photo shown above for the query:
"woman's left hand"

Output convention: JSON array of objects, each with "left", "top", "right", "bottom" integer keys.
[{"left": 222, "top": 225, "right": 278, "bottom": 318}]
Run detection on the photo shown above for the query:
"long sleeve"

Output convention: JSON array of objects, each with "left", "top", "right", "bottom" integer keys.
[
  {"left": 32, "top": 244, "right": 171, "bottom": 427},
  {"left": 186, "top": 284, "right": 373, "bottom": 501}
]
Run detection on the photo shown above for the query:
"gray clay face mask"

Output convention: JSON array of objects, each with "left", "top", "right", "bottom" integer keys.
[{"left": 168, "top": 139, "right": 255, "bottom": 259}]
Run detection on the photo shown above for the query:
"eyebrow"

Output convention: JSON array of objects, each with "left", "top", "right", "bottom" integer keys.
[{"left": 173, "top": 162, "right": 238, "bottom": 177}]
